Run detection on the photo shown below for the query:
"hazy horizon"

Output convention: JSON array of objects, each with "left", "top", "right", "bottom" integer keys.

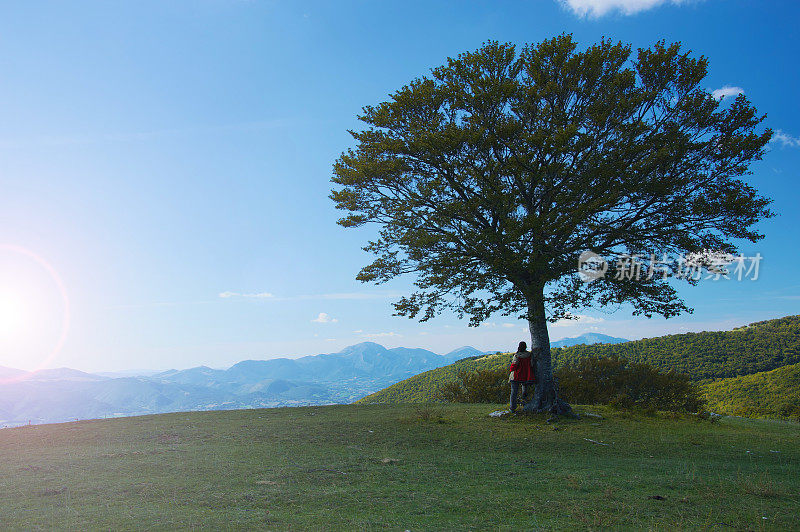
[{"left": 0, "top": 320, "right": 765, "bottom": 374}]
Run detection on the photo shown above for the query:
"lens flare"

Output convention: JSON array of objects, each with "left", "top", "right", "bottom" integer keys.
[
  {"left": 0, "top": 288, "right": 30, "bottom": 341},
  {"left": 0, "top": 245, "right": 70, "bottom": 384}
]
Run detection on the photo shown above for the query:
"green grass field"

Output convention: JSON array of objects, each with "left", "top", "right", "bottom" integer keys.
[{"left": 1, "top": 404, "right": 798, "bottom": 530}]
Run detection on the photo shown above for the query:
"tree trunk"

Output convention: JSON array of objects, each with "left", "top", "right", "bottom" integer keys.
[{"left": 523, "top": 287, "right": 575, "bottom": 417}]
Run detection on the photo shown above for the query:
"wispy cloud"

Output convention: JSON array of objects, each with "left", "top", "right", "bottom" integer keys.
[
  {"left": 298, "top": 292, "right": 403, "bottom": 301},
  {"left": 218, "top": 291, "right": 400, "bottom": 302},
  {"left": 711, "top": 85, "right": 745, "bottom": 101},
  {"left": 771, "top": 130, "right": 800, "bottom": 148},
  {"left": 362, "top": 331, "right": 402, "bottom": 338},
  {"left": 559, "top": 0, "right": 697, "bottom": 18},
  {"left": 502, "top": 323, "right": 516, "bottom": 328},
  {"left": 551, "top": 315, "right": 605, "bottom": 328},
  {"left": 120, "top": 290, "right": 401, "bottom": 311},
  {"left": 311, "top": 312, "right": 338, "bottom": 324},
  {"left": 218, "top": 291, "right": 274, "bottom": 299}
]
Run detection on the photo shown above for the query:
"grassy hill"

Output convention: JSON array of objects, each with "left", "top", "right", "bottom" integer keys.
[
  {"left": 0, "top": 404, "right": 797, "bottom": 529},
  {"left": 359, "top": 315, "right": 800, "bottom": 407},
  {"left": 703, "top": 362, "right": 800, "bottom": 420}
]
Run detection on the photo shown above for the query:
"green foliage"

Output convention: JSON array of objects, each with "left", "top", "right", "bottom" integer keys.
[
  {"left": 439, "top": 367, "right": 509, "bottom": 403},
  {"left": 555, "top": 357, "right": 703, "bottom": 412},
  {"left": 552, "top": 315, "right": 800, "bottom": 379},
  {"left": 331, "top": 35, "right": 773, "bottom": 328},
  {"left": 434, "top": 356, "right": 703, "bottom": 412},
  {"left": 701, "top": 361, "right": 800, "bottom": 420}
]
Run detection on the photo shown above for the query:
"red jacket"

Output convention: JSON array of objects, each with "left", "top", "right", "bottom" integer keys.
[{"left": 509, "top": 352, "right": 536, "bottom": 383}]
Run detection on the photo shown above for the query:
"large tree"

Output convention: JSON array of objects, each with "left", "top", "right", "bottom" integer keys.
[{"left": 330, "top": 36, "right": 773, "bottom": 414}]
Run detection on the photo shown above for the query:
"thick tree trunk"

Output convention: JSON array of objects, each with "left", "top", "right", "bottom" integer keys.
[{"left": 523, "top": 287, "right": 575, "bottom": 417}]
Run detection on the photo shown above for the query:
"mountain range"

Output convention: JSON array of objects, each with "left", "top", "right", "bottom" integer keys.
[
  {"left": 0, "top": 343, "right": 483, "bottom": 426},
  {"left": 0, "top": 334, "right": 628, "bottom": 427}
]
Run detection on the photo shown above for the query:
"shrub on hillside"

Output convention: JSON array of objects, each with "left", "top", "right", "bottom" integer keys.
[
  {"left": 439, "top": 356, "right": 703, "bottom": 412},
  {"left": 439, "top": 367, "right": 509, "bottom": 403},
  {"left": 556, "top": 357, "right": 703, "bottom": 412},
  {"left": 778, "top": 403, "right": 800, "bottom": 422}
]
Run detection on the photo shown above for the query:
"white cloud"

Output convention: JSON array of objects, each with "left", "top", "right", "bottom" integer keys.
[
  {"left": 219, "top": 291, "right": 274, "bottom": 299},
  {"left": 502, "top": 323, "right": 516, "bottom": 328},
  {"left": 311, "top": 312, "right": 338, "bottom": 324},
  {"left": 551, "top": 315, "right": 606, "bottom": 328},
  {"left": 771, "top": 130, "right": 800, "bottom": 148},
  {"left": 220, "top": 291, "right": 400, "bottom": 302},
  {"left": 362, "top": 332, "right": 402, "bottom": 338},
  {"left": 559, "top": 0, "right": 695, "bottom": 18},
  {"left": 353, "top": 329, "right": 363, "bottom": 333},
  {"left": 297, "top": 292, "right": 401, "bottom": 301},
  {"left": 711, "top": 85, "right": 745, "bottom": 101}
]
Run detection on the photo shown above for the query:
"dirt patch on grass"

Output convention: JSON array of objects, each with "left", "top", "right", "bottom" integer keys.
[{"left": 39, "top": 487, "right": 67, "bottom": 496}]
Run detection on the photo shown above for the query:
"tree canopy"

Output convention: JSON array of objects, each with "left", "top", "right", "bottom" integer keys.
[
  {"left": 331, "top": 35, "right": 771, "bottom": 328},
  {"left": 331, "top": 35, "right": 773, "bottom": 413}
]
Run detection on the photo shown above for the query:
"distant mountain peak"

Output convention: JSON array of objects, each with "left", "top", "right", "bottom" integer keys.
[
  {"left": 550, "top": 333, "right": 628, "bottom": 349},
  {"left": 443, "top": 346, "right": 487, "bottom": 361},
  {"left": 347, "top": 341, "right": 386, "bottom": 349}
]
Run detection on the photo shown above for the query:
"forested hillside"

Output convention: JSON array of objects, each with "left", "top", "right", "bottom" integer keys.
[
  {"left": 552, "top": 315, "right": 800, "bottom": 380},
  {"left": 702, "top": 362, "right": 800, "bottom": 419},
  {"left": 359, "top": 315, "right": 800, "bottom": 405}
]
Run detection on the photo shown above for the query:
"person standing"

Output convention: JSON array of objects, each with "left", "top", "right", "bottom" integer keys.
[{"left": 509, "top": 341, "right": 537, "bottom": 412}]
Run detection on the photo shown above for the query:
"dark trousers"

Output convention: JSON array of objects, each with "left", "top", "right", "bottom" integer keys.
[{"left": 510, "top": 380, "right": 532, "bottom": 411}]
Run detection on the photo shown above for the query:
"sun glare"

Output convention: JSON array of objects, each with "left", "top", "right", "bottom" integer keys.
[
  {"left": 0, "top": 245, "right": 70, "bottom": 373},
  {"left": 0, "top": 289, "right": 30, "bottom": 343}
]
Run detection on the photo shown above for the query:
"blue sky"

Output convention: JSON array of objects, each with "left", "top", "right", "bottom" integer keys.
[{"left": 0, "top": 0, "right": 798, "bottom": 371}]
